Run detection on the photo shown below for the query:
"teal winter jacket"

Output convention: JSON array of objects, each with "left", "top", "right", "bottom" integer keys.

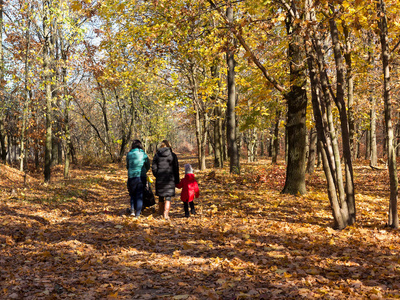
[{"left": 126, "top": 148, "right": 150, "bottom": 178}]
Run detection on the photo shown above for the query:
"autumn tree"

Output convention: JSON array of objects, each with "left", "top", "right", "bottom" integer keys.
[{"left": 377, "top": 0, "right": 398, "bottom": 228}]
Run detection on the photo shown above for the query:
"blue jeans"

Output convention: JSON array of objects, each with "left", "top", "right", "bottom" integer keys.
[{"left": 127, "top": 177, "right": 146, "bottom": 216}]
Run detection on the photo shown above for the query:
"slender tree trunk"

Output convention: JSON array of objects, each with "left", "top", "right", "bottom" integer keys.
[
  {"left": 43, "top": 0, "right": 53, "bottom": 182},
  {"left": 211, "top": 63, "right": 224, "bottom": 168},
  {"left": 245, "top": 128, "right": 257, "bottom": 162},
  {"left": 20, "top": 12, "right": 31, "bottom": 172},
  {"left": 260, "top": 132, "right": 265, "bottom": 156},
  {"left": 213, "top": 105, "right": 224, "bottom": 168},
  {"left": 272, "top": 109, "right": 281, "bottom": 164},
  {"left": 343, "top": 24, "right": 355, "bottom": 160},
  {"left": 378, "top": 0, "right": 398, "bottom": 228},
  {"left": 0, "top": 0, "right": 5, "bottom": 164},
  {"left": 370, "top": 96, "right": 378, "bottom": 166},
  {"left": 306, "top": 127, "right": 317, "bottom": 174},
  {"left": 188, "top": 64, "right": 207, "bottom": 171},
  {"left": 365, "top": 130, "right": 370, "bottom": 160},
  {"left": 305, "top": 0, "right": 352, "bottom": 229},
  {"left": 226, "top": 6, "right": 239, "bottom": 174},
  {"left": 61, "top": 45, "right": 71, "bottom": 178},
  {"left": 329, "top": 12, "right": 356, "bottom": 223}
]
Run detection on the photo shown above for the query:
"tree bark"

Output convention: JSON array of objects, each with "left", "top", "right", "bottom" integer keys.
[
  {"left": 343, "top": 24, "right": 355, "bottom": 160},
  {"left": 370, "top": 96, "right": 377, "bottom": 167},
  {"left": 281, "top": 3, "right": 307, "bottom": 195},
  {"left": 226, "top": 5, "right": 239, "bottom": 174},
  {"left": 211, "top": 63, "right": 224, "bottom": 168},
  {"left": 377, "top": 0, "right": 398, "bottom": 228},
  {"left": 329, "top": 11, "right": 356, "bottom": 223},
  {"left": 304, "top": 0, "right": 353, "bottom": 229},
  {"left": 20, "top": 8, "right": 31, "bottom": 172},
  {"left": 306, "top": 127, "right": 317, "bottom": 174},
  {"left": 272, "top": 109, "right": 281, "bottom": 164},
  {"left": 0, "top": 0, "right": 6, "bottom": 164},
  {"left": 365, "top": 129, "right": 370, "bottom": 160},
  {"left": 43, "top": 0, "right": 53, "bottom": 182}
]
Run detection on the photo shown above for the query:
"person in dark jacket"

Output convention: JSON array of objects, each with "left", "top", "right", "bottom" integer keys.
[
  {"left": 126, "top": 140, "right": 150, "bottom": 217},
  {"left": 152, "top": 140, "right": 179, "bottom": 219}
]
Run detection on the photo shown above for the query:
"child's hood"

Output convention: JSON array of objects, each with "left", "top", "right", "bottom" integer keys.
[{"left": 185, "top": 173, "right": 195, "bottom": 180}]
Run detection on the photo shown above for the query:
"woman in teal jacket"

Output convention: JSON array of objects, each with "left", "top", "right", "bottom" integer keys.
[{"left": 126, "top": 140, "right": 150, "bottom": 217}]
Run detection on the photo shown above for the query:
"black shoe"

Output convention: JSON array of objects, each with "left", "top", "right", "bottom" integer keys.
[{"left": 189, "top": 202, "right": 196, "bottom": 215}]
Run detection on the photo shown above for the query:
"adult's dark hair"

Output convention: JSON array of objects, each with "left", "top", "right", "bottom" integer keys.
[
  {"left": 160, "top": 140, "right": 171, "bottom": 148},
  {"left": 131, "top": 139, "right": 144, "bottom": 150}
]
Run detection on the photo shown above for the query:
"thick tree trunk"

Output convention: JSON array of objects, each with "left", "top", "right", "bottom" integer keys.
[
  {"left": 282, "top": 6, "right": 307, "bottom": 195},
  {"left": 226, "top": 6, "right": 239, "bottom": 174},
  {"left": 378, "top": 0, "right": 398, "bottom": 228}
]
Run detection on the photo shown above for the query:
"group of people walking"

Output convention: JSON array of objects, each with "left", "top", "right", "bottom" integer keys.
[{"left": 126, "top": 139, "right": 199, "bottom": 219}]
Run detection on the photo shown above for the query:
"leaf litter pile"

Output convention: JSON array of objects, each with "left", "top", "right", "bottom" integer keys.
[{"left": 1, "top": 158, "right": 400, "bottom": 299}]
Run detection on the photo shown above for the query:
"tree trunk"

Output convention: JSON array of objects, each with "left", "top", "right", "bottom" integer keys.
[
  {"left": 226, "top": 6, "right": 239, "bottom": 174},
  {"left": 20, "top": 12, "right": 31, "bottom": 172},
  {"left": 305, "top": 0, "right": 353, "bottom": 229},
  {"left": 260, "top": 132, "right": 265, "bottom": 156},
  {"left": 329, "top": 12, "right": 356, "bottom": 223},
  {"left": 245, "top": 128, "right": 257, "bottom": 162},
  {"left": 282, "top": 5, "right": 307, "bottom": 195},
  {"left": 187, "top": 63, "right": 207, "bottom": 171},
  {"left": 61, "top": 43, "right": 71, "bottom": 178},
  {"left": 213, "top": 105, "right": 224, "bottom": 168},
  {"left": 370, "top": 96, "right": 377, "bottom": 166},
  {"left": 343, "top": 24, "right": 355, "bottom": 160},
  {"left": 272, "top": 109, "right": 281, "bottom": 164},
  {"left": 211, "top": 63, "right": 224, "bottom": 168},
  {"left": 306, "top": 127, "right": 317, "bottom": 174},
  {"left": 0, "top": 0, "right": 5, "bottom": 164},
  {"left": 378, "top": 0, "right": 398, "bottom": 228},
  {"left": 43, "top": 0, "right": 53, "bottom": 182}
]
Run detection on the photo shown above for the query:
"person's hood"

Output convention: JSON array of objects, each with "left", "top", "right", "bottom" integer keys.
[
  {"left": 157, "top": 147, "right": 172, "bottom": 157},
  {"left": 185, "top": 173, "right": 195, "bottom": 181}
]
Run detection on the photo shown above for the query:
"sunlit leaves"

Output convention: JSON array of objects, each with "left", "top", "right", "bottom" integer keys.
[{"left": 2, "top": 158, "right": 400, "bottom": 298}]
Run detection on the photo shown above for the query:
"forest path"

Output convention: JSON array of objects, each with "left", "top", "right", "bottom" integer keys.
[{"left": 0, "top": 158, "right": 399, "bottom": 299}]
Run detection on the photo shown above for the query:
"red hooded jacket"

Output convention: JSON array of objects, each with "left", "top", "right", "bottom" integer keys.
[{"left": 176, "top": 173, "right": 199, "bottom": 203}]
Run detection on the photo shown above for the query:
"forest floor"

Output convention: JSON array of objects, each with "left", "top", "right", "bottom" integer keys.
[{"left": 1, "top": 156, "right": 400, "bottom": 299}]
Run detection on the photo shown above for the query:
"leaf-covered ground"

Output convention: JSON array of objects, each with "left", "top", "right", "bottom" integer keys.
[{"left": 1, "top": 157, "right": 400, "bottom": 299}]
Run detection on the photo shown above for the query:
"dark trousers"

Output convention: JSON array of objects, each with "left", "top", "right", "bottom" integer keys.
[
  {"left": 127, "top": 177, "right": 146, "bottom": 216},
  {"left": 184, "top": 201, "right": 196, "bottom": 216}
]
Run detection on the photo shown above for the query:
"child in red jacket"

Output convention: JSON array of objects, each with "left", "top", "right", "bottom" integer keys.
[{"left": 176, "top": 164, "right": 199, "bottom": 217}]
